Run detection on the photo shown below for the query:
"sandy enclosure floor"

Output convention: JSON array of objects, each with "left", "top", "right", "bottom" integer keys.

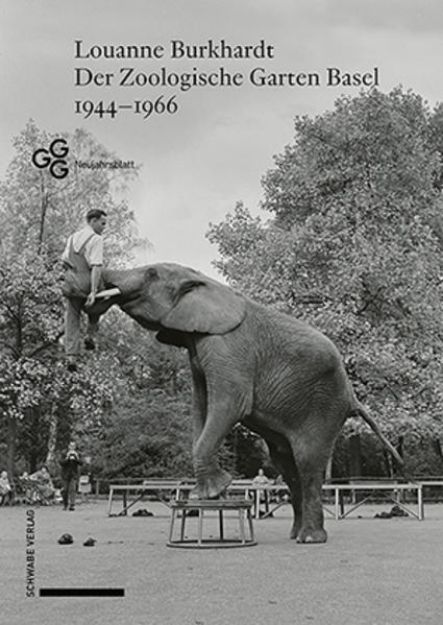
[{"left": 1, "top": 499, "right": 442, "bottom": 625}]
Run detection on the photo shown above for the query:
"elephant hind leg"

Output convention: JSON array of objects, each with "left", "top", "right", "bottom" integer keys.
[
  {"left": 266, "top": 435, "right": 303, "bottom": 539},
  {"left": 288, "top": 431, "right": 335, "bottom": 544},
  {"left": 250, "top": 423, "right": 303, "bottom": 539}
]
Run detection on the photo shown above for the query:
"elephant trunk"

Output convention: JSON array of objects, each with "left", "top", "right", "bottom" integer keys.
[{"left": 81, "top": 266, "right": 147, "bottom": 318}]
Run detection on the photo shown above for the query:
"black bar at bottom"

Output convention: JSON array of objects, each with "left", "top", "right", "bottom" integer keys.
[{"left": 39, "top": 588, "right": 124, "bottom": 597}]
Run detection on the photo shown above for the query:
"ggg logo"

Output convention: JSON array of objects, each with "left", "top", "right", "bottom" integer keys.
[{"left": 31, "top": 138, "right": 69, "bottom": 179}]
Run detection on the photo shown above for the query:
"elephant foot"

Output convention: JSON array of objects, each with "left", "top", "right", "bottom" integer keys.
[
  {"left": 295, "top": 527, "right": 328, "bottom": 544},
  {"left": 290, "top": 524, "right": 302, "bottom": 540},
  {"left": 195, "top": 469, "right": 232, "bottom": 499}
]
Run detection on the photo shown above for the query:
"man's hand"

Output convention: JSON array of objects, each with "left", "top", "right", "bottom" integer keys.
[
  {"left": 87, "top": 265, "right": 102, "bottom": 308},
  {"left": 85, "top": 292, "right": 96, "bottom": 308}
]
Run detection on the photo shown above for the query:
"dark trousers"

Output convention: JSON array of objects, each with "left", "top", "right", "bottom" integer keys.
[
  {"left": 62, "top": 477, "right": 77, "bottom": 508},
  {"left": 0, "top": 490, "right": 13, "bottom": 505},
  {"left": 65, "top": 297, "right": 99, "bottom": 356}
]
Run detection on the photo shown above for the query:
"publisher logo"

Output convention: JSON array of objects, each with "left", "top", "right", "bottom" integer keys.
[{"left": 32, "top": 139, "right": 69, "bottom": 179}]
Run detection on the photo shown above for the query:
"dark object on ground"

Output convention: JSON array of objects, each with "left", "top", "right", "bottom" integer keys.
[
  {"left": 83, "top": 537, "right": 97, "bottom": 547},
  {"left": 58, "top": 533, "right": 74, "bottom": 545},
  {"left": 132, "top": 508, "right": 154, "bottom": 517},
  {"left": 375, "top": 505, "right": 409, "bottom": 519},
  {"left": 390, "top": 504, "right": 408, "bottom": 517}
]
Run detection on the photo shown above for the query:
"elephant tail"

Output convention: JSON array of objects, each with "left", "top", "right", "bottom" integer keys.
[{"left": 352, "top": 403, "right": 405, "bottom": 469}]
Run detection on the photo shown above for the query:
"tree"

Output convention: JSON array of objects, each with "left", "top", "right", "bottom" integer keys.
[
  {"left": 207, "top": 88, "right": 443, "bottom": 475},
  {"left": 0, "top": 121, "right": 147, "bottom": 476},
  {"left": 0, "top": 120, "right": 145, "bottom": 263},
  {"left": 95, "top": 391, "right": 194, "bottom": 479}
]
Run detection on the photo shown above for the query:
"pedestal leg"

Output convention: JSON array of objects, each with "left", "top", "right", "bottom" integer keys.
[
  {"left": 180, "top": 509, "right": 187, "bottom": 540},
  {"left": 219, "top": 510, "right": 224, "bottom": 541},
  {"left": 198, "top": 509, "right": 204, "bottom": 546}
]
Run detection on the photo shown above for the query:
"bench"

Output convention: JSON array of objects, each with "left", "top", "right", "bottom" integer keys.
[
  {"left": 107, "top": 478, "right": 425, "bottom": 521},
  {"left": 322, "top": 482, "right": 424, "bottom": 520},
  {"left": 107, "top": 480, "right": 187, "bottom": 516},
  {"left": 107, "top": 478, "right": 260, "bottom": 516},
  {"left": 246, "top": 481, "right": 425, "bottom": 521}
]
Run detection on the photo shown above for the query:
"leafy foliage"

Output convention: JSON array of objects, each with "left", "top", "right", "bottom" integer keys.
[
  {"left": 95, "top": 391, "right": 194, "bottom": 479},
  {"left": 208, "top": 88, "right": 443, "bottom": 474},
  {"left": 0, "top": 121, "right": 153, "bottom": 477}
]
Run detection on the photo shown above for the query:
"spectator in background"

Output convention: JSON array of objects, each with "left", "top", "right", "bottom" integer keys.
[
  {"left": 0, "top": 470, "right": 13, "bottom": 505},
  {"left": 29, "top": 465, "right": 55, "bottom": 504},
  {"left": 60, "top": 442, "right": 81, "bottom": 511},
  {"left": 78, "top": 455, "right": 92, "bottom": 503},
  {"left": 252, "top": 468, "right": 271, "bottom": 487},
  {"left": 252, "top": 468, "right": 272, "bottom": 517}
]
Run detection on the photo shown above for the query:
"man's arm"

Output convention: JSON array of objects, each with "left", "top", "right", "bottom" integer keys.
[
  {"left": 84, "top": 235, "right": 104, "bottom": 307},
  {"left": 85, "top": 265, "right": 103, "bottom": 307}
]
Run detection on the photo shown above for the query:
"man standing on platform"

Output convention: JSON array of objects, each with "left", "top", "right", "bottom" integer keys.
[{"left": 61, "top": 209, "right": 107, "bottom": 370}]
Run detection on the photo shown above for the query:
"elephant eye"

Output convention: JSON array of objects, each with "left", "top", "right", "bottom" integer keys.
[
  {"left": 179, "top": 280, "right": 204, "bottom": 296},
  {"left": 146, "top": 267, "right": 159, "bottom": 281}
]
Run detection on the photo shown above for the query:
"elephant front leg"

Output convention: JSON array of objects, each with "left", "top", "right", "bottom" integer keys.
[
  {"left": 192, "top": 395, "right": 240, "bottom": 499},
  {"left": 190, "top": 364, "right": 207, "bottom": 446}
]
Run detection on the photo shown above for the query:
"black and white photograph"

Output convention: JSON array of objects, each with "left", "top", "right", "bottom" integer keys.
[{"left": 1, "top": 1, "right": 443, "bottom": 623}]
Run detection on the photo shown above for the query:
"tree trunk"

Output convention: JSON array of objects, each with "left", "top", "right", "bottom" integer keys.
[
  {"left": 325, "top": 454, "right": 333, "bottom": 481},
  {"left": 432, "top": 437, "right": 443, "bottom": 465},
  {"left": 45, "top": 405, "right": 58, "bottom": 474},
  {"left": 349, "top": 434, "right": 362, "bottom": 477},
  {"left": 37, "top": 180, "right": 48, "bottom": 255},
  {"left": 397, "top": 435, "right": 404, "bottom": 459},
  {"left": 384, "top": 450, "right": 394, "bottom": 478},
  {"left": 6, "top": 413, "right": 17, "bottom": 478}
]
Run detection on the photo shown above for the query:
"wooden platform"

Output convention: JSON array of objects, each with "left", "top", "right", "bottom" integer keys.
[{"left": 167, "top": 499, "right": 257, "bottom": 549}]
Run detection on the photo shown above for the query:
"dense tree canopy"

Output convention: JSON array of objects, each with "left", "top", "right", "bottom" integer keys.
[
  {"left": 208, "top": 88, "right": 443, "bottom": 473},
  {"left": 0, "top": 120, "right": 260, "bottom": 484},
  {"left": 0, "top": 121, "right": 156, "bottom": 479},
  {"left": 2, "top": 89, "right": 443, "bottom": 486}
]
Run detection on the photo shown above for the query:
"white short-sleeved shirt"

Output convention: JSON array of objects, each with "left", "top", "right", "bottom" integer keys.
[{"left": 62, "top": 225, "right": 104, "bottom": 267}]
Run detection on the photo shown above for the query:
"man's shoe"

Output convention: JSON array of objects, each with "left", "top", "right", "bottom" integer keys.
[
  {"left": 66, "top": 357, "right": 78, "bottom": 372},
  {"left": 69, "top": 506, "right": 75, "bottom": 511},
  {"left": 84, "top": 337, "right": 96, "bottom": 351}
]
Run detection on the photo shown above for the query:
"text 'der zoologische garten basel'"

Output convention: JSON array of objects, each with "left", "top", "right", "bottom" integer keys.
[{"left": 74, "top": 38, "right": 380, "bottom": 121}]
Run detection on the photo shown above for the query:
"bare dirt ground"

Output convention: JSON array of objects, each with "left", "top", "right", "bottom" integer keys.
[{"left": 1, "top": 498, "right": 442, "bottom": 625}]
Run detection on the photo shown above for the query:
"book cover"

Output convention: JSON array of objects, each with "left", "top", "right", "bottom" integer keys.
[{"left": 1, "top": 1, "right": 442, "bottom": 623}]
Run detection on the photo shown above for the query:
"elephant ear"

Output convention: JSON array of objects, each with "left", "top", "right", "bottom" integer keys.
[{"left": 161, "top": 278, "right": 246, "bottom": 334}]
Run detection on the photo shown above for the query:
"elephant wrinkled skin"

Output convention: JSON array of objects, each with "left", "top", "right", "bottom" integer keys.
[{"left": 84, "top": 263, "right": 403, "bottom": 543}]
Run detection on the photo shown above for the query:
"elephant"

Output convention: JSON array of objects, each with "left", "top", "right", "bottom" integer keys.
[{"left": 81, "top": 262, "right": 403, "bottom": 543}]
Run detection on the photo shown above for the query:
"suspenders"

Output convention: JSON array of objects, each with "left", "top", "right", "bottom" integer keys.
[
  {"left": 62, "top": 232, "right": 97, "bottom": 298},
  {"left": 66, "top": 233, "right": 95, "bottom": 272}
]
